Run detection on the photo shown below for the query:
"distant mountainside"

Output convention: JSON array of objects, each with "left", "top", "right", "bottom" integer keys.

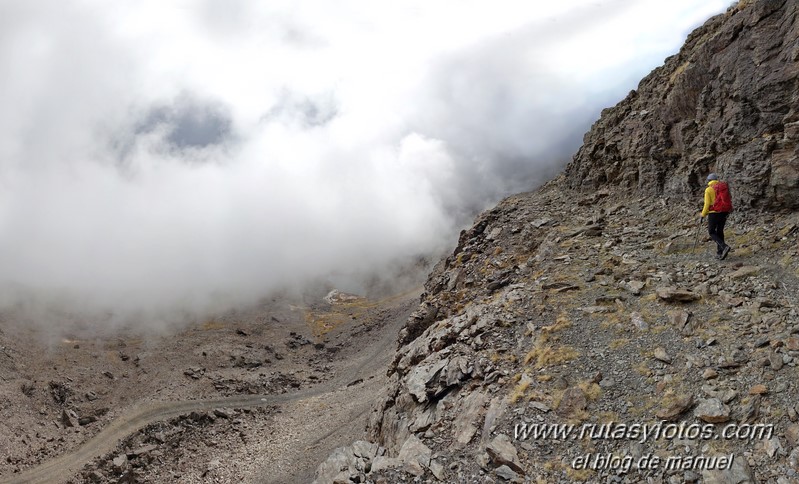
[
  {"left": 566, "top": 0, "right": 799, "bottom": 210},
  {"left": 313, "top": 2, "right": 799, "bottom": 483}
]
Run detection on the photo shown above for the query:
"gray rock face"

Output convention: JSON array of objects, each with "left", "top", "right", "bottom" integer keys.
[
  {"left": 485, "top": 434, "right": 525, "bottom": 475},
  {"left": 451, "top": 390, "right": 488, "bottom": 449},
  {"left": 565, "top": 0, "right": 799, "bottom": 210},
  {"left": 312, "top": 440, "right": 385, "bottom": 484},
  {"left": 495, "top": 464, "right": 520, "bottom": 481},
  {"left": 397, "top": 435, "right": 432, "bottom": 476}
]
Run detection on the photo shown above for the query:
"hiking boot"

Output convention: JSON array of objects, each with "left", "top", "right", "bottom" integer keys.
[{"left": 720, "top": 245, "right": 731, "bottom": 260}]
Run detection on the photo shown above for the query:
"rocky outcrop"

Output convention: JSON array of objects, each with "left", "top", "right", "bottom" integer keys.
[
  {"left": 565, "top": 0, "right": 799, "bottom": 209},
  {"left": 313, "top": 1, "right": 799, "bottom": 482}
]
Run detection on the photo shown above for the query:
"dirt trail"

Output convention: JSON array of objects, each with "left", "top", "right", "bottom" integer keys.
[
  {"left": 0, "top": 289, "right": 419, "bottom": 484},
  {"left": 253, "top": 290, "right": 417, "bottom": 484}
]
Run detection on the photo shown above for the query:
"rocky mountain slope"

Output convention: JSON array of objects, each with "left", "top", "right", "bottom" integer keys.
[
  {"left": 565, "top": 0, "right": 799, "bottom": 210},
  {"left": 313, "top": 1, "right": 799, "bottom": 483}
]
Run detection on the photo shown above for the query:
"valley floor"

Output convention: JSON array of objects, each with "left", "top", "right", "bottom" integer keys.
[{"left": 0, "top": 288, "right": 420, "bottom": 483}]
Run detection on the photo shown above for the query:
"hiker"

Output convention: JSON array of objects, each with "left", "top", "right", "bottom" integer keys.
[{"left": 700, "top": 173, "right": 733, "bottom": 260}]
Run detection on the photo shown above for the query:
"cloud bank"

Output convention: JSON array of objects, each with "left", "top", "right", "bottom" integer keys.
[{"left": 0, "top": 0, "right": 733, "bottom": 329}]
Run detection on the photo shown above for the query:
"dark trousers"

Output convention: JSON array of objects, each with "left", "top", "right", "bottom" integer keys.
[{"left": 707, "top": 212, "right": 729, "bottom": 254}]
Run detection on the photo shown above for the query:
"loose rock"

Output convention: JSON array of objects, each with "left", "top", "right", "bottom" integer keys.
[{"left": 695, "top": 398, "right": 731, "bottom": 423}]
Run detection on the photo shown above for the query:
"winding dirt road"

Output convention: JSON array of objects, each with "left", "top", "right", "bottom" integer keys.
[{"left": 2, "top": 292, "right": 417, "bottom": 484}]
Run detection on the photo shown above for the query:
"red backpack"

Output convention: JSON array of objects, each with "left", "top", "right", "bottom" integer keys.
[{"left": 710, "top": 181, "right": 733, "bottom": 212}]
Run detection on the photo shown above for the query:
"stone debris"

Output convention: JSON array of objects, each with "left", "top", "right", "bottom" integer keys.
[
  {"left": 631, "top": 312, "right": 649, "bottom": 330},
  {"left": 656, "top": 394, "right": 693, "bottom": 421},
  {"left": 397, "top": 435, "right": 432, "bottom": 476},
  {"left": 61, "top": 409, "right": 79, "bottom": 428},
  {"left": 183, "top": 367, "right": 205, "bottom": 379},
  {"left": 581, "top": 306, "right": 615, "bottom": 314},
  {"left": 769, "top": 352, "right": 784, "bottom": 371},
  {"left": 653, "top": 347, "right": 672, "bottom": 364},
  {"left": 785, "top": 424, "right": 799, "bottom": 448},
  {"left": 78, "top": 415, "right": 97, "bottom": 426},
  {"left": 702, "top": 456, "right": 755, "bottom": 484},
  {"left": 312, "top": 437, "right": 439, "bottom": 483},
  {"left": 555, "top": 386, "right": 588, "bottom": 417},
  {"left": 495, "top": 464, "right": 521, "bottom": 482},
  {"left": 656, "top": 287, "right": 701, "bottom": 302},
  {"left": 485, "top": 434, "right": 525, "bottom": 475},
  {"left": 285, "top": 332, "right": 313, "bottom": 350},
  {"left": 729, "top": 266, "right": 761, "bottom": 280},
  {"left": 451, "top": 391, "right": 488, "bottom": 449},
  {"left": 695, "top": 398, "right": 731, "bottom": 423},
  {"left": 111, "top": 454, "right": 128, "bottom": 472},
  {"left": 625, "top": 280, "right": 646, "bottom": 295}
]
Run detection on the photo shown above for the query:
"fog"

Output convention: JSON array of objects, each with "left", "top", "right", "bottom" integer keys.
[{"left": 0, "top": 0, "right": 733, "bottom": 330}]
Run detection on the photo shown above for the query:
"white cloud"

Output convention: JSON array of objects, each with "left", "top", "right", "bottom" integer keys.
[{"left": 0, "top": 0, "right": 733, "bottom": 329}]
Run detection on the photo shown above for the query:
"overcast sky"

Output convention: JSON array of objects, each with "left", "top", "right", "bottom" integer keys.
[{"left": 0, "top": 0, "right": 733, "bottom": 329}]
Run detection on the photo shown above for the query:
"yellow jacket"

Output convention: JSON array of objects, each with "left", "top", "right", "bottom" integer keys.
[{"left": 701, "top": 180, "right": 719, "bottom": 217}]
